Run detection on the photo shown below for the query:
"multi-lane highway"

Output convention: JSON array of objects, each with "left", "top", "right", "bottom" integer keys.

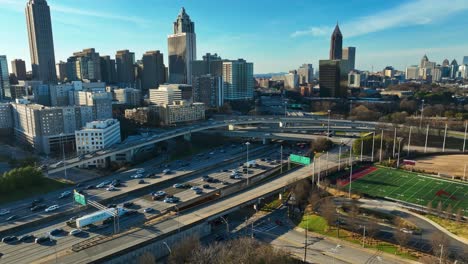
[
  {"left": 0, "top": 143, "right": 268, "bottom": 233},
  {"left": 0, "top": 144, "right": 300, "bottom": 263}
]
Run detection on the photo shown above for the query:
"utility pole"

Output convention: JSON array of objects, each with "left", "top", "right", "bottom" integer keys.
[
  {"left": 317, "top": 156, "right": 321, "bottom": 186},
  {"left": 280, "top": 145, "right": 283, "bottom": 173},
  {"left": 362, "top": 225, "right": 366, "bottom": 247},
  {"left": 379, "top": 129, "right": 384, "bottom": 163},
  {"left": 326, "top": 151, "right": 329, "bottom": 176},
  {"left": 419, "top": 99, "right": 425, "bottom": 128},
  {"left": 397, "top": 138, "right": 402, "bottom": 168},
  {"left": 303, "top": 221, "right": 308, "bottom": 263},
  {"left": 442, "top": 123, "right": 448, "bottom": 152},
  {"left": 338, "top": 143, "right": 342, "bottom": 171}
]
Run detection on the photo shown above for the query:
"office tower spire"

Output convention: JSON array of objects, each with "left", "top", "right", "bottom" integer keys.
[
  {"left": 173, "top": 7, "right": 195, "bottom": 34},
  {"left": 330, "top": 23, "right": 343, "bottom": 60},
  {"left": 25, "top": 0, "right": 57, "bottom": 82}
]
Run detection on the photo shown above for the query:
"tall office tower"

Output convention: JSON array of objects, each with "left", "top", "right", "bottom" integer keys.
[
  {"left": 222, "top": 59, "right": 254, "bottom": 101},
  {"left": 25, "top": 0, "right": 57, "bottom": 82},
  {"left": 11, "top": 59, "right": 27, "bottom": 81},
  {"left": 297, "top": 64, "right": 314, "bottom": 84},
  {"left": 71, "top": 48, "right": 101, "bottom": 81},
  {"left": 116, "top": 50, "right": 135, "bottom": 87},
  {"left": 55, "top": 61, "right": 67, "bottom": 81},
  {"left": 450, "top": 59, "right": 459, "bottom": 79},
  {"left": 192, "top": 53, "right": 223, "bottom": 78},
  {"left": 193, "top": 74, "right": 223, "bottom": 108},
  {"left": 319, "top": 59, "right": 349, "bottom": 98},
  {"left": 420, "top": 55, "right": 429, "bottom": 68},
  {"left": 342, "top": 47, "right": 356, "bottom": 70},
  {"left": 142, "top": 50, "right": 166, "bottom": 93},
  {"left": 168, "top": 7, "right": 196, "bottom": 84},
  {"left": 100, "top": 56, "right": 117, "bottom": 84},
  {"left": 463, "top": 56, "right": 468, "bottom": 65},
  {"left": 405, "top": 65, "right": 419, "bottom": 80},
  {"left": 442, "top": 59, "right": 450, "bottom": 67},
  {"left": 0, "top": 56, "right": 10, "bottom": 99},
  {"left": 329, "top": 24, "right": 343, "bottom": 60}
]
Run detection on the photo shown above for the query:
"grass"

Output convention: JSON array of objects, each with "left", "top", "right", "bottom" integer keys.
[
  {"left": 344, "top": 167, "right": 468, "bottom": 216},
  {"left": 425, "top": 215, "right": 468, "bottom": 240},
  {"left": 0, "top": 178, "right": 71, "bottom": 205},
  {"left": 298, "top": 213, "right": 419, "bottom": 260}
]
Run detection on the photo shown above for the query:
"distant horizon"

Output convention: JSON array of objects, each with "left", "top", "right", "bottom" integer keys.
[{"left": 1, "top": 0, "right": 468, "bottom": 74}]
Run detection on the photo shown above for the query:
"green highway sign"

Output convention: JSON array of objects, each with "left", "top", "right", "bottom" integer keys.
[
  {"left": 289, "top": 154, "right": 311, "bottom": 165},
  {"left": 74, "top": 190, "right": 86, "bottom": 206}
]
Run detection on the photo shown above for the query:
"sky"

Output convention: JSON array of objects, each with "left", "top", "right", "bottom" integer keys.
[{"left": 1, "top": 0, "right": 468, "bottom": 74}]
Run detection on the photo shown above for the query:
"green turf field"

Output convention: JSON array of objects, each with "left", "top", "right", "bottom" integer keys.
[{"left": 350, "top": 167, "right": 468, "bottom": 216}]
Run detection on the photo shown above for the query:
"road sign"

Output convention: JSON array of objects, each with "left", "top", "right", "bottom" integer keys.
[
  {"left": 289, "top": 154, "right": 311, "bottom": 165},
  {"left": 74, "top": 190, "right": 86, "bottom": 206}
]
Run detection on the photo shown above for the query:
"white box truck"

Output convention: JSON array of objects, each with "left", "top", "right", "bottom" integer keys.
[{"left": 75, "top": 207, "right": 126, "bottom": 229}]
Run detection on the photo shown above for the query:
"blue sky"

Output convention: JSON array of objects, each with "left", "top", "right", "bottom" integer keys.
[{"left": 1, "top": 0, "right": 468, "bottom": 74}]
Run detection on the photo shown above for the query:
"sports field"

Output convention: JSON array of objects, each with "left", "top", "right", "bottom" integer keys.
[{"left": 347, "top": 167, "right": 468, "bottom": 216}]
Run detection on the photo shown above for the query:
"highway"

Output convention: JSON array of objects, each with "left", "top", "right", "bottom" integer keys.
[
  {"left": 0, "top": 146, "right": 298, "bottom": 263},
  {"left": 0, "top": 143, "right": 268, "bottom": 233},
  {"left": 33, "top": 149, "right": 345, "bottom": 264}
]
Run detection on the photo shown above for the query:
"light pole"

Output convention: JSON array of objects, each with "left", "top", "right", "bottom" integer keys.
[
  {"left": 280, "top": 145, "right": 283, "bottom": 173},
  {"left": 371, "top": 132, "right": 375, "bottom": 162},
  {"left": 419, "top": 99, "right": 425, "bottom": 128},
  {"left": 397, "top": 138, "right": 403, "bottom": 168},
  {"left": 338, "top": 142, "right": 342, "bottom": 171},
  {"left": 162, "top": 242, "right": 172, "bottom": 254},
  {"left": 424, "top": 124, "right": 429, "bottom": 153},
  {"left": 379, "top": 130, "right": 383, "bottom": 163},
  {"left": 327, "top": 110, "right": 331, "bottom": 137},
  {"left": 60, "top": 133, "right": 67, "bottom": 180},
  {"left": 348, "top": 145, "right": 353, "bottom": 199},
  {"left": 442, "top": 123, "right": 448, "bottom": 152},
  {"left": 407, "top": 126, "right": 412, "bottom": 156},
  {"left": 439, "top": 244, "right": 444, "bottom": 264},
  {"left": 392, "top": 127, "right": 397, "bottom": 158},
  {"left": 219, "top": 216, "right": 230, "bottom": 238},
  {"left": 245, "top": 142, "right": 250, "bottom": 185}
]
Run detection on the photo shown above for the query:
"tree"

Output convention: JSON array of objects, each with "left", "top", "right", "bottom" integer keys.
[
  {"left": 310, "top": 138, "right": 333, "bottom": 153},
  {"left": 168, "top": 236, "right": 201, "bottom": 264},
  {"left": 320, "top": 198, "right": 337, "bottom": 228},
  {"left": 445, "top": 204, "right": 453, "bottom": 220},
  {"left": 138, "top": 252, "right": 155, "bottom": 264},
  {"left": 365, "top": 221, "right": 380, "bottom": 245},
  {"left": 291, "top": 179, "right": 311, "bottom": 209},
  {"left": 400, "top": 99, "right": 418, "bottom": 114},
  {"left": 426, "top": 201, "right": 433, "bottom": 214},
  {"left": 349, "top": 105, "right": 381, "bottom": 121},
  {"left": 307, "top": 191, "right": 321, "bottom": 212},
  {"left": 455, "top": 208, "right": 463, "bottom": 222},
  {"left": 436, "top": 201, "right": 443, "bottom": 217},
  {"left": 394, "top": 229, "right": 411, "bottom": 251},
  {"left": 431, "top": 233, "right": 450, "bottom": 263}
]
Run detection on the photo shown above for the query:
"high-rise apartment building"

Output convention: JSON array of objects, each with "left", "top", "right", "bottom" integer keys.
[
  {"left": 11, "top": 59, "right": 27, "bottom": 81},
  {"left": 342, "top": 47, "right": 356, "bottom": 70},
  {"left": 0, "top": 55, "right": 10, "bottom": 99},
  {"left": 0, "top": 103, "right": 13, "bottom": 132},
  {"left": 25, "top": 0, "right": 57, "bottom": 82},
  {"left": 55, "top": 61, "right": 67, "bottom": 81},
  {"left": 116, "top": 50, "right": 135, "bottom": 87},
  {"left": 49, "top": 84, "right": 73, "bottom": 106},
  {"left": 149, "top": 85, "right": 182, "bottom": 105},
  {"left": 159, "top": 100, "right": 205, "bottom": 125},
  {"left": 75, "top": 91, "right": 112, "bottom": 120},
  {"left": 168, "top": 8, "right": 196, "bottom": 84},
  {"left": 142, "top": 50, "right": 166, "bottom": 93},
  {"left": 462, "top": 56, "right": 468, "bottom": 65},
  {"left": 100, "top": 56, "right": 117, "bottom": 85},
  {"left": 319, "top": 59, "right": 349, "bottom": 98},
  {"left": 222, "top": 59, "right": 254, "bottom": 101},
  {"left": 68, "top": 48, "right": 101, "bottom": 82},
  {"left": 406, "top": 65, "right": 419, "bottom": 80},
  {"left": 329, "top": 24, "right": 343, "bottom": 60},
  {"left": 297, "top": 64, "right": 314, "bottom": 84},
  {"left": 193, "top": 74, "right": 223, "bottom": 108},
  {"left": 113, "top": 88, "right": 142, "bottom": 106}
]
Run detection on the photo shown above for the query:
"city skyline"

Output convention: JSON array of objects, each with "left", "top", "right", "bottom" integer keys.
[{"left": 0, "top": 0, "right": 468, "bottom": 74}]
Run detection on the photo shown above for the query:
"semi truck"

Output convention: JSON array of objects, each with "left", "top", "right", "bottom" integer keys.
[
  {"left": 244, "top": 160, "right": 257, "bottom": 168},
  {"left": 75, "top": 207, "right": 126, "bottom": 229}
]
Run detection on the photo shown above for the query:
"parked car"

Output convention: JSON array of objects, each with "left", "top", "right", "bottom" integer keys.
[
  {"left": 45, "top": 205, "right": 59, "bottom": 212},
  {"left": 69, "top": 229, "right": 82, "bottom": 236},
  {"left": 143, "top": 208, "right": 154, "bottom": 213},
  {"left": 202, "top": 184, "right": 211, "bottom": 189},
  {"left": 35, "top": 236, "right": 50, "bottom": 244},
  {"left": 2, "top": 236, "right": 17, "bottom": 243},
  {"left": 49, "top": 228, "right": 64, "bottom": 236},
  {"left": 19, "top": 234, "right": 35, "bottom": 242}
]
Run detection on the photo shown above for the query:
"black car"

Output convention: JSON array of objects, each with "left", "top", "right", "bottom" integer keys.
[
  {"left": 202, "top": 184, "right": 211, "bottom": 189},
  {"left": 212, "top": 178, "right": 220, "bottom": 183},
  {"left": 222, "top": 169, "right": 229, "bottom": 172},
  {"left": 108, "top": 204, "right": 117, "bottom": 208},
  {"left": 35, "top": 236, "right": 50, "bottom": 244},
  {"left": 206, "top": 178, "right": 215, "bottom": 183},
  {"left": 49, "top": 228, "right": 64, "bottom": 236},
  {"left": 182, "top": 183, "right": 192, "bottom": 188},
  {"left": 85, "top": 185, "right": 95, "bottom": 190},
  {"left": 123, "top": 202, "right": 134, "bottom": 208},
  {"left": 19, "top": 234, "right": 35, "bottom": 242},
  {"left": 138, "top": 179, "right": 145, "bottom": 184},
  {"left": 31, "top": 204, "right": 47, "bottom": 211},
  {"left": 1, "top": 236, "right": 17, "bottom": 243},
  {"left": 31, "top": 198, "right": 44, "bottom": 207},
  {"left": 110, "top": 179, "right": 121, "bottom": 187}
]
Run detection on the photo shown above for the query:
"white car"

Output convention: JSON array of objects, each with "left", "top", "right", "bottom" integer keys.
[
  {"left": 106, "top": 186, "right": 116, "bottom": 191},
  {"left": 131, "top": 174, "right": 143, "bottom": 179},
  {"left": 143, "top": 208, "right": 154, "bottom": 213},
  {"left": 69, "top": 229, "right": 82, "bottom": 236},
  {"left": 59, "top": 191, "right": 71, "bottom": 198},
  {"left": 191, "top": 186, "right": 201, "bottom": 191},
  {"left": 400, "top": 228, "right": 413, "bottom": 234},
  {"left": 45, "top": 205, "right": 59, "bottom": 212},
  {"left": 136, "top": 168, "right": 145, "bottom": 174},
  {"left": 162, "top": 169, "right": 171, "bottom": 174},
  {"left": 173, "top": 183, "right": 183, "bottom": 188},
  {"left": 0, "top": 209, "right": 10, "bottom": 216}
]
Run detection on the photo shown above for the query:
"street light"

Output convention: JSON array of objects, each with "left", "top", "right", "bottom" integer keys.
[
  {"left": 245, "top": 142, "right": 251, "bottom": 185},
  {"left": 327, "top": 110, "right": 331, "bottom": 137},
  {"left": 162, "top": 241, "right": 172, "bottom": 254},
  {"left": 397, "top": 138, "right": 403, "bottom": 168},
  {"left": 59, "top": 133, "right": 67, "bottom": 180},
  {"left": 419, "top": 99, "right": 425, "bottom": 128}
]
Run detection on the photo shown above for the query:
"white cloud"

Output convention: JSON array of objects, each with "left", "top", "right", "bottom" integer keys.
[
  {"left": 290, "top": 26, "right": 332, "bottom": 38},
  {"left": 292, "top": 0, "right": 468, "bottom": 38}
]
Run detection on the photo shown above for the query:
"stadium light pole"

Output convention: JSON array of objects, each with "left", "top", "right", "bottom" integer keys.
[
  {"left": 397, "top": 138, "right": 403, "bottom": 168},
  {"left": 407, "top": 126, "right": 412, "bottom": 156},
  {"left": 245, "top": 142, "right": 250, "bottom": 185},
  {"left": 424, "top": 124, "right": 429, "bottom": 153},
  {"left": 392, "top": 127, "right": 397, "bottom": 158},
  {"left": 379, "top": 130, "right": 384, "bottom": 163},
  {"left": 348, "top": 144, "right": 353, "bottom": 199},
  {"left": 463, "top": 122, "right": 467, "bottom": 153},
  {"left": 371, "top": 132, "right": 375, "bottom": 162},
  {"left": 327, "top": 110, "right": 331, "bottom": 137},
  {"left": 280, "top": 145, "right": 283, "bottom": 173},
  {"left": 442, "top": 123, "right": 448, "bottom": 152},
  {"left": 338, "top": 141, "right": 342, "bottom": 171},
  {"left": 360, "top": 139, "right": 363, "bottom": 162},
  {"left": 419, "top": 99, "right": 424, "bottom": 128},
  {"left": 317, "top": 156, "right": 321, "bottom": 186},
  {"left": 326, "top": 151, "right": 329, "bottom": 176}
]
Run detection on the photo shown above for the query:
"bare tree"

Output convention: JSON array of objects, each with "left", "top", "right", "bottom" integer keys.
[
  {"left": 320, "top": 198, "right": 337, "bottom": 228},
  {"left": 431, "top": 232, "right": 450, "bottom": 263},
  {"left": 307, "top": 191, "right": 320, "bottom": 212},
  {"left": 426, "top": 201, "right": 433, "bottom": 214},
  {"left": 445, "top": 204, "right": 452, "bottom": 220},
  {"left": 138, "top": 252, "right": 155, "bottom": 264},
  {"left": 168, "top": 236, "right": 201, "bottom": 264},
  {"left": 394, "top": 229, "right": 411, "bottom": 251},
  {"left": 455, "top": 208, "right": 463, "bottom": 222},
  {"left": 436, "top": 201, "right": 443, "bottom": 217},
  {"left": 365, "top": 221, "right": 380, "bottom": 245},
  {"left": 291, "top": 179, "right": 311, "bottom": 209}
]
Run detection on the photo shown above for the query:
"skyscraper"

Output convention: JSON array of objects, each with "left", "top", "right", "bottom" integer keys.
[
  {"left": 100, "top": 56, "right": 117, "bottom": 84},
  {"left": 168, "top": 7, "right": 197, "bottom": 84},
  {"left": 56, "top": 61, "right": 67, "bottom": 81},
  {"left": 329, "top": 24, "right": 343, "bottom": 60},
  {"left": 25, "top": 0, "right": 57, "bottom": 82},
  {"left": 342, "top": 47, "right": 356, "bottom": 70},
  {"left": 0, "top": 56, "right": 10, "bottom": 99},
  {"left": 116, "top": 50, "right": 135, "bottom": 87},
  {"left": 223, "top": 59, "right": 254, "bottom": 101},
  {"left": 319, "top": 59, "right": 348, "bottom": 98},
  {"left": 142, "top": 51, "right": 166, "bottom": 93},
  {"left": 297, "top": 64, "right": 314, "bottom": 84},
  {"left": 11, "top": 59, "right": 27, "bottom": 81}
]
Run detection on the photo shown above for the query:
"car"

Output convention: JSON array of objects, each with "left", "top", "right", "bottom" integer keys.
[
  {"left": 2, "top": 236, "right": 17, "bottom": 243},
  {"left": 206, "top": 178, "right": 215, "bottom": 183},
  {"left": 31, "top": 204, "right": 47, "bottom": 211},
  {"left": 45, "top": 205, "right": 59, "bottom": 212},
  {"left": 191, "top": 186, "right": 201, "bottom": 191},
  {"left": 49, "top": 228, "right": 64, "bottom": 236},
  {"left": 59, "top": 191, "right": 72, "bottom": 199},
  {"left": 194, "top": 189, "right": 203, "bottom": 195},
  {"left": 212, "top": 178, "right": 220, "bottom": 183},
  {"left": 31, "top": 198, "right": 44, "bottom": 207},
  {"left": 35, "top": 236, "right": 50, "bottom": 244},
  {"left": 69, "top": 229, "right": 82, "bottom": 236},
  {"left": 124, "top": 210, "right": 137, "bottom": 216},
  {"left": 222, "top": 181, "right": 229, "bottom": 185},
  {"left": 123, "top": 202, "right": 134, "bottom": 208},
  {"left": 131, "top": 173, "right": 143, "bottom": 179},
  {"left": 107, "top": 204, "right": 117, "bottom": 208},
  {"left": 202, "top": 184, "right": 211, "bottom": 189},
  {"left": 400, "top": 228, "right": 413, "bottom": 234},
  {"left": 106, "top": 186, "right": 116, "bottom": 191},
  {"left": 5, "top": 215, "right": 17, "bottom": 221},
  {"left": 136, "top": 168, "right": 145, "bottom": 174},
  {"left": 96, "top": 181, "right": 110, "bottom": 188},
  {"left": 173, "top": 183, "right": 183, "bottom": 188},
  {"left": 143, "top": 208, "right": 154, "bottom": 213},
  {"left": 148, "top": 173, "right": 159, "bottom": 178},
  {"left": 85, "top": 185, "right": 95, "bottom": 190},
  {"left": 0, "top": 209, "right": 10, "bottom": 216},
  {"left": 138, "top": 179, "right": 145, "bottom": 184},
  {"left": 19, "top": 234, "right": 35, "bottom": 242},
  {"left": 182, "top": 183, "right": 192, "bottom": 188},
  {"left": 163, "top": 197, "right": 179, "bottom": 203},
  {"left": 162, "top": 169, "right": 171, "bottom": 174},
  {"left": 110, "top": 179, "right": 121, "bottom": 187},
  {"left": 209, "top": 152, "right": 215, "bottom": 155}
]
